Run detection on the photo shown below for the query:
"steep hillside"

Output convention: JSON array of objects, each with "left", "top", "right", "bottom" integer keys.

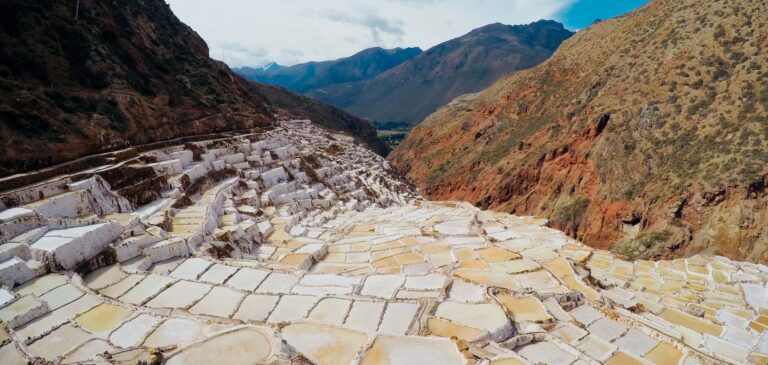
[
  {"left": 391, "top": 0, "right": 768, "bottom": 262},
  {"left": 0, "top": 0, "right": 385, "bottom": 177},
  {"left": 256, "top": 83, "right": 387, "bottom": 155},
  {"left": 235, "top": 47, "right": 422, "bottom": 94},
  {"left": 309, "top": 20, "right": 574, "bottom": 126}
]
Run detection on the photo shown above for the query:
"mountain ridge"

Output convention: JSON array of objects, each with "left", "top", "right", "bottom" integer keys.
[
  {"left": 390, "top": 0, "right": 768, "bottom": 262},
  {"left": 0, "top": 0, "right": 386, "bottom": 177},
  {"left": 236, "top": 46, "right": 422, "bottom": 94},
  {"left": 235, "top": 20, "right": 573, "bottom": 127},
  {"left": 308, "top": 20, "right": 574, "bottom": 126}
]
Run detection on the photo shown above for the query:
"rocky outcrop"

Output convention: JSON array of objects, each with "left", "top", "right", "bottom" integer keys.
[{"left": 390, "top": 0, "right": 768, "bottom": 262}]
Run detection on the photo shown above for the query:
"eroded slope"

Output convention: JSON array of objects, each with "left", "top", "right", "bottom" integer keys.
[{"left": 390, "top": 0, "right": 768, "bottom": 262}]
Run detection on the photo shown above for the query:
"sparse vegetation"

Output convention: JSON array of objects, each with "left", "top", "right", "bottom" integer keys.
[
  {"left": 555, "top": 198, "right": 591, "bottom": 224},
  {"left": 390, "top": 0, "right": 768, "bottom": 260}
]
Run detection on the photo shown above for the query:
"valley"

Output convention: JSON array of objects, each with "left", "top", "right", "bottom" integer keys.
[
  {"left": 376, "top": 128, "right": 410, "bottom": 149},
  {"left": 1, "top": 0, "right": 767, "bottom": 364},
  {"left": 1, "top": 120, "right": 767, "bottom": 364}
]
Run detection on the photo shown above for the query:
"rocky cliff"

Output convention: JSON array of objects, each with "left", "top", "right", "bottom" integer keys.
[
  {"left": 390, "top": 0, "right": 768, "bottom": 262},
  {"left": 0, "top": 0, "right": 386, "bottom": 177}
]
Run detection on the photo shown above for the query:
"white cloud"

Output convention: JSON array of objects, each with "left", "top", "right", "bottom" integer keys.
[
  {"left": 166, "top": 0, "right": 574, "bottom": 67},
  {"left": 320, "top": 8, "right": 405, "bottom": 44}
]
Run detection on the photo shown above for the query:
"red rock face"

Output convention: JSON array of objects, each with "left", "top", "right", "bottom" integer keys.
[{"left": 390, "top": 0, "right": 768, "bottom": 262}]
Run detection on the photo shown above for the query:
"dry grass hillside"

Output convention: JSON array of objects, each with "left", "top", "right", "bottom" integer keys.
[
  {"left": 390, "top": 0, "right": 768, "bottom": 262},
  {"left": 0, "top": 0, "right": 386, "bottom": 176}
]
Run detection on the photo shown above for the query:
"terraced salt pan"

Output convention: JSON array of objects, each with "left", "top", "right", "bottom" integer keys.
[
  {"left": 26, "top": 323, "right": 92, "bottom": 360},
  {"left": 519, "top": 247, "right": 559, "bottom": 262},
  {"left": 16, "top": 295, "right": 101, "bottom": 339},
  {"left": 453, "top": 269, "right": 519, "bottom": 291},
  {"left": 588, "top": 317, "right": 629, "bottom": 342},
  {"left": 577, "top": 335, "right": 617, "bottom": 362},
  {"left": 396, "top": 288, "right": 440, "bottom": 299},
  {"left": 109, "top": 313, "right": 162, "bottom": 348},
  {"left": 434, "top": 219, "right": 472, "bottom": 235},
  {"left": 299, "top": 273, "right": 361, "bottom": 288},
  {"left": 233, "top": 294, "right": 280, "bottom": 322},
  {"left": 0, "top": 295, "right": 47, "bottom": 327},
  {"left": 198, "top": 263, "right": 238, "bottom": 284},
  {"left": 613, "top": 328, "right": 659, "bottom": 356},
  {"left": 434, "top": 301, "right": 512, "bottom": 342},
  {"left": 0, "top": 343, "right": 27, "bottom": 365},
  {"left": 292, "top": 284, "right": 352, "bottom": 296},
  {"left": 345, "top": 300, "right": 386, "bottom": 332},
  {"left": 307, "top": 297, "right": 352, "bottom": 325},
  {"left": 497, "top": 294, "right": 553, "bottom": 323},
  {"left": 74, "top": 303, "right": 133, "bottom": 335},
  {"left": 255, "top": 272, "right": 299, "bottom": 294},
  {"left": 225, "top": 267, "right": 270, "bottom": 291},
  {"left": 379, "top": 302, "right": 418, "bottom": 335},
  {"left": 427, "top": 317, "right": 486, "bottom": 341},
  {"left": 9, "top": 121, "right": 768, "bottom": 364},
  {"left": 518, "top": 341, "right": 577, "bottom": 365},
  {"left": 83, "top": 264, "right": 127, "bottom": 290},
  {"left": 146, "top": 280, "right": 211, "bottom": 309},
  {"left": 14, "top": 274, "right": 68, "bottom": 296},
  {"left": 488, "top": 229, "right": 520, "bottom": 241},
  {"left": 552, "top": 322, "right": 588, "bottom": 344},
  {"left": 119, "top": 274, "right": 175, "bottom": 305},
  {"left": 282, "top": 323, "right": 369, "bottom": 365},
  {"left": 165, "top": 327, "right": 274, "bottom": 365},
  {"left": 143, "top": 317, "right": 205, "bottom": 347},
  {"left": 443, "top": 235, "right": 485, "bottom": 247},
  {"left": 360, "top": 275, "right": 405, "bottom": 299},
  {"left": 63, "top": 338, "right": 115, "bottom": 363},
  {"left": 99, "top": 273, "right": 146, "bottom": 298},
  {"left": 170, "top": 257, "right": 213, "bottom": 280},
  {"left": 570, "top": 304, "right": 605, "bottom": 326},
  {"left": 449, "top": 279, "right": 485, "bottom": 302},
  {"left": 266, "top": 295, "right": 318, "bottom": 323},
  {"left": 403, "top": 273, "right": 446, "bottom": 290},
  {"left": 644, "top": 342, "right": 683, "bottom": 364},
  {"left": 359, "top": 335, "right": 466, "bottom": 365},
  {"left": 189, "top": 286, "right": 244, "bottom": 317},
  {"left": 0, "top": 288, "right": 13, "bottom": 307},
  {"left": 150, "top": 257, "right": 185, "bottom": 275},
  {"left": 39, "top": 283, "right": 83, "bottom": 310}
]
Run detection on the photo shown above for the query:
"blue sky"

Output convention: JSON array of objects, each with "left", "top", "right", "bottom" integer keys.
[
  {"left": 167, "top": 0, "right": 650, "bottom": 67},
  {"left": 557, "top": 0, "right": 649, "bottom": 29}
]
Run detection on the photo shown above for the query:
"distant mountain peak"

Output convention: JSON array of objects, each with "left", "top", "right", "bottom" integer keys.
[
  {"left": 306, "top": 20, "right": 574, "bottom": 126},
  {"left": 236, "top": 46, "right": 423, "bottom": 94},
  {"left": 261, "top": 62, "right": 282, "bottom": 71}
]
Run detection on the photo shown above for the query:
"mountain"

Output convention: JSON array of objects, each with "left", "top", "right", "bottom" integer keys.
[
  {"left": 0, "top": 0, "right": 386, "bottom": 177},
  {"left": 235, "top": 47, "right": 422, "bottom": 94},
  {"left": 308, "top": 20, "right": 574, "bottom": 126},
  {"left": 260, "top": 62, "right": 284, "bottom": 72},
  {"left": 390, "top": 0, "right": 768, "bottom": 262}
]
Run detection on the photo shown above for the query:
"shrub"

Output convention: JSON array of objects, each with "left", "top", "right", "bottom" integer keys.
[{"left": 555, "top": 198, "right": 591, "bottom": 223}]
